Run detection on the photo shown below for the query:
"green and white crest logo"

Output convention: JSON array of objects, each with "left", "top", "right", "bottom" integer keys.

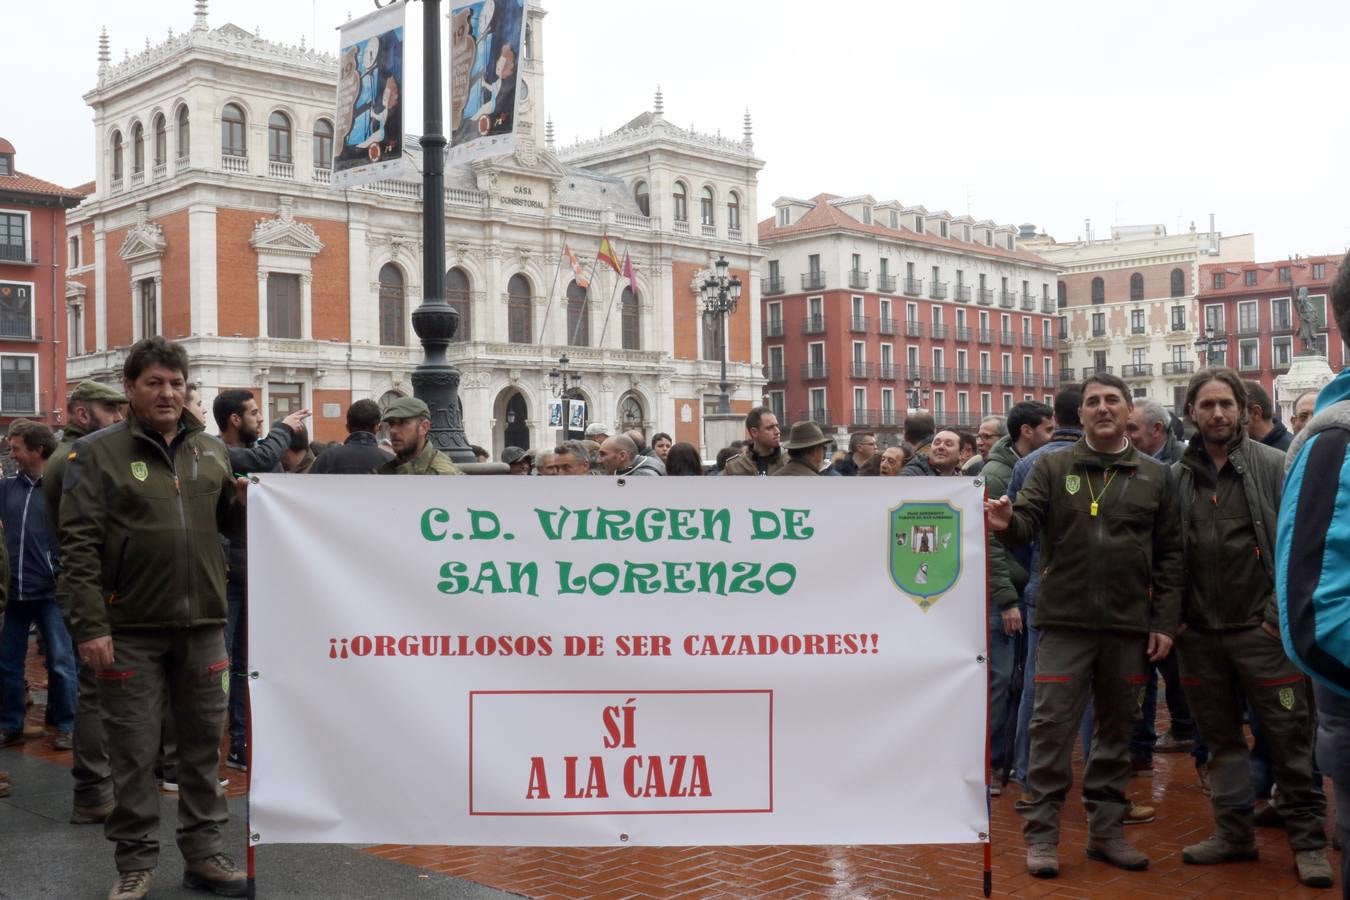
[
  {"left": 1064, "top": 474, "right": 1081, "bottom": 495},
  {"left": 130, "top": 461, "right": 148, "bottom": 482},
  {"left": 1278, "top": 687, "right": 1296, "bottom": 711},
  {"left": 888, "top": 501, "right": 962, "bottom": 612}
]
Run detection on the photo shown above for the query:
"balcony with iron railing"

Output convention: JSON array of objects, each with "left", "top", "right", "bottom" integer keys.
[
  {"left": 850, "top": 315, "right": 871, "bottom": 333},
  {"left": 1041, "top": 299, "right": 1056, "bottom": 314},
  {"left": 977, "top": 328, "right": 993, "bottom": 344},
  {"left": 802, "top": 271, "right": 826, "bottom": 291},
  {"left": 1092, "top": 326, "right": 1107, "bottom": 338},
  {"left": 1162, "top": 360, "right": 1195, "bottom": 377},
  {"left": 764, "top": 365, "right": 787, "bottom": 383},
  {"left": 850, "top": 362, "right": 876, "bottom": 379},
  {"left": 849, "top": 269, "right": 870, "bottom": 290},
  {"left": 1122, "top": 364, "right": 1154, "bottom": 379},
  {"left": 878, "top": 317, "right": 897, "bottom": 335},
  {"left": 905, "top": 365, "right": 926, "bottom": 382},
  {"left": 903, "top": 277, "right": 924, "bottom": 296},
  {"left": 930, "top": 366, "right": 950, "bottom": 383},
  {"left": 999, "top": 290, "right": 1017, "bottom": 309},
  {"left": 1042, "top": 334, "right": 1056, "bottom": 348},
  {"left": 1020, "top": 331, "right": 1036, "bottom": 347},
  {"left": 1021, "top": 294, "right": 1037, "bottom": 311},
  {"left": 801, "top": 362, "right": 830, "bottom": 380},
  {"left": 0, "top": 242, "right": 38, "bottom": 265},
  {"left": 1237, "top": 320, "right": 1262, "bottom": 336},
  {"left": 1130, "top": 324, "right": 1147, "bottom": 336},
  {"left": 954, "top": 326, "right": 971, "bottom": 341},
  {"left": 955, "top": 368, "right": 972, "bottom": 384},
  {"left": 1059, "top": 368, "right": 1077, "bottom": 382},
  {"left": 930, "top": 282, "right": 948, "bottom": 300},
  {"left": 879, "top": 363, "right": 898, "bottom": 381},
  {"left": 762, "top": 276, "right": 785, "bottom": 296},
  {"left": 977, "top": 289, "right": 994, "bottom": 305},
  {"left": 904, "top": 320, "right": 923, "bottom": 338},
  {"left": 955, "top": 285, "right": 972, "bottom": 303},
  {"left": 930, "top": 323, "right": 949, "bottom": 340},
  {"left": 765, "top": 318, "right": 785, "bottom": 338},
  {"left": 1022, "top": 372, "right": 1038, "bottom": 387},
  {"left": 802, "top": 315, "right": 827, "bottom": 335},
  {"left": 1171, "top": 319, "right": 1187, "bottom": 332},
  {"left": 876, "top": 273, "right": 897, "bottom": 293},
  {"left": 978, "top": 369, "right": 996, "bottom": 385},
  {"left": 852, "top": 408, "right": 903, "bottom": 427},
  {"left": 1082, "top": 365, "right": 1114, "bottom": 376},
  {"left": 1271, "top": 316, "right": 1294, "bottom": 335},
  {"left": 0, "top": 314, "right": 37, "bottom": 340},
  {"left": 999, "top": 330, "right": 1014, "bottom": 346},
  {"left": 1000, "top": 370, "right": 1016, "bottom": 386},
  {"left": 799, "top": 408, "right": 832, "bottom": 427}
]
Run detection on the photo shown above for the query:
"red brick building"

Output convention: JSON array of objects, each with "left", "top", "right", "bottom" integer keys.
[
  {"left": 1196, "top": 255, "right": 1344, "bottom": 405},
  {"left": 758, "top": 194, "right": 1059, "bottom": 438},
  {"left": 0, "top": 138, "right": 84, "bottom": 427}
]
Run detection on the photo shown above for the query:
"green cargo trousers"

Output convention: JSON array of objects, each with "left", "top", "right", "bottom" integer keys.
[
  {"left": 1176, "top": 625, "right": 1326, "bottom": 850},
  {"left": 96, "top": 626, "right": 230, "bottom": 873},
  {"left": 72, "top": 658, "right": 113, "bottom": 807},
  {"left": 1016, "top": 626, "right": 1148, "bottom": 845}
]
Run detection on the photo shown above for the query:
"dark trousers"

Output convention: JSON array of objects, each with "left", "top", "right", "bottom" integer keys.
[
  {"left": 98, "top": 626, "right": 229, "bottom": 873},
  {"left": 1016, "top": 627, "right": 1147, "bottom": 845},
  {"left": 1130, "top": 652, "right": 1208, "bottom": 764},
  {"left": 1312, "top": 682, "right": 1350, "bottom": 898},
  {"left": 72, "top": 658, "right": 112, "bottom": 807},
  {"left": 989, "top": 609, "right": 1015, "bottom": 772},
  {"left": 225, "top": 579, "right": 247, "bottom": 753},
  {"left": 1176, "top": 626, "right": 1326, "bottom": 850}
]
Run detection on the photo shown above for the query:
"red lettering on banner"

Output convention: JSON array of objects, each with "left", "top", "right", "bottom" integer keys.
[
  {"left": 623, "top": 755, "right": 712, "bottom": 798},
  {"left": 562, "top": 756, "right": 608, "bottom": 798},
  {"left": 615, "top": 635, "right": 671, "bottom": 656},
  {"left": 563, "top": 635, "right": 604, "bottom": 656},
  {"left": 601, "top": 698, "right": 638, "bottom": 749},
  {"left": 526, "top": 757, "right": 550, "bottom": 799}
]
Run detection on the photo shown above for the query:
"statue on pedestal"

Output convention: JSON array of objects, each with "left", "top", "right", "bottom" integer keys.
[{"left": 1294, "top": 286, "right": 1320, "bottom": 354}]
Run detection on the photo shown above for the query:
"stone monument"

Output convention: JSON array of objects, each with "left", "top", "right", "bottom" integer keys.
[{"left": 1275, "top": 286, "right": 1334, "bottom": 421}]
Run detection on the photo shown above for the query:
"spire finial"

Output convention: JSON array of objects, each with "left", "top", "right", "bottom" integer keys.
[
  {"left": 743, "top": 107, "right": 753, "bottom": 147},
  {"left": 193, "top": 0, "right": 209, "bottom": 32},
  {"left": 98, "top": 27, "right": 111, "bottom": 71},
  {"left": 654, "top": 85, "right": 664, "bottom": 118},
  {"left": 545, "top": 116, "right": 555, "bottom": 151}
]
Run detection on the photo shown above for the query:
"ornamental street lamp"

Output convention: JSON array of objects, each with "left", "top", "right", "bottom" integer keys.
[
  {"left": 1193, "top": 325, "right": 1225, "bottom": 367},
  {"left": 908, "top": 372, "right": 930, "bottom": 413},
  {"left": 373, "top": 0, "right": 473, "bottom": 462},
  {"left": 548, "top": 353, "right": 583, "bottom": 439},
  {"left": 700, "top": 255, "right": 743, "bottom": 415}
]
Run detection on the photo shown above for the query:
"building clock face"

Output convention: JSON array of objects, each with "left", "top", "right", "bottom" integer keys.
[{"left": 519, "top": 78, "right": 530, "bottom": 113}]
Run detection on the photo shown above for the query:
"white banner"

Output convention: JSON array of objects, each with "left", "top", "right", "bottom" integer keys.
[
  {"left": 247, "top": 477, "right": 988, "bottom": 846},
  {"left": 447, "top": 0, "right": 525, "bottom": 167},
  {"left": 331, "top": 3, "right": 412, "bottom": 189}
]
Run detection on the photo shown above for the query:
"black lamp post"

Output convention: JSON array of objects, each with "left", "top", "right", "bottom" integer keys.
[
  {"left": 374, "top": 0, "right": 474, "bottom": 462},
  {"left": 908, "top": 372, "right": 930, "bottom": 412},
  {"left": 1193, "top": 325, "right": 1225, "bottom": 367},
  {"left": 548, "top": 353, "right": 583, "bottom": 439},
  {"left": 700, "top": 255, "right": 743, "bottom": 415}
]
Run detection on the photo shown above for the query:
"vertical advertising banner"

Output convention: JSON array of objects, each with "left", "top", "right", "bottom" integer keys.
[
  {"left": 448, "top": 0, "right": 525, "bottom": 167},
  {"left": 248, "top": 478, "right": 989, "bottom": 847},
  {"left": 332, "top": 3, "right": 411, "bottom": 189}
]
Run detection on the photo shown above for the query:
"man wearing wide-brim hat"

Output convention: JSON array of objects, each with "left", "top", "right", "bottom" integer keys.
[
  {"left": 374, "top": 397, "right": 461, "bottom": 475},
  {"left": 771, "top": 421, "right": 833, "bottom": 477}
]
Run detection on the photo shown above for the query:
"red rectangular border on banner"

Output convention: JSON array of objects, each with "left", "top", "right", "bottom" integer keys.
[{"left": 468, "top": 689, "right": 774, "bottom": 816}]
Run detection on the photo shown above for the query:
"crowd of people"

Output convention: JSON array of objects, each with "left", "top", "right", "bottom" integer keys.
[{"left": 2, "top": 252, "right": 1350, "bottom": 897}]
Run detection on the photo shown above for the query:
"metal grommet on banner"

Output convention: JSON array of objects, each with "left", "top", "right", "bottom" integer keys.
[
  {"left": 250, "top": 474, "right": 261, "bottom": 485},
  {"left": 616, "top": 478, "right": 627, "bottom": 487},
  {"left": 250, "top": 832, "right": 260, "bottom": 843},
  {"left": 975, "top": 655, "right": 986, "bottom": 664},
  {"left": 619, "top": 833, "right": 629, "bottom": 842},
  {"left": 973, "top": 477, "right": 984, "bottom": 488},
  {"left": 249, "top": 671, "right": 260, "bottom": 680},
  {"left": 979, "top": 831, "right": 989, "bottom": 841}
]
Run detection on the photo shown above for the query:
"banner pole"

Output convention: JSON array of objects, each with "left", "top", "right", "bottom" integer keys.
[{"left": 981, "top": 478, "right": 992, "bottom": 898}]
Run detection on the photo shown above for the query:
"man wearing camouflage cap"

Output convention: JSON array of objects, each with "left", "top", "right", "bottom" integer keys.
[
  {"left": 44, "top": 380, "right": 127, "bottom": 828},
  {"left": 374, "top": 397, "right": 461, "bottom": 475}
]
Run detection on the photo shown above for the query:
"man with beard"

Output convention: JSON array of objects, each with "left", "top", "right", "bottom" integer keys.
[
  {"left": 986, "top": 374, "right": 1182, "bottom": 878},
  {"left": 1173, "top": 368, "right": 1331, "bottom": 887},
  {"left": 375, "top": 398, "right": 462, "bottom": 475}
]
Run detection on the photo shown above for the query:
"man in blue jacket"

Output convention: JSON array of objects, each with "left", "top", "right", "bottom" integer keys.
[
  {"left": 0, "top": 422, "right": 71, "bottom": 749},
  {"left": 1278, "top": 248, "right": 1350, "bottom": 896}
]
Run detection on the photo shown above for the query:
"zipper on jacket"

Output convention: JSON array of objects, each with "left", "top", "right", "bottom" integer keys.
[
  {"left": 133, "top": 429, "right": 194, "bottom": 623},
  {"left": 17, "top": 479, "right": 30, "bottom": 601}
]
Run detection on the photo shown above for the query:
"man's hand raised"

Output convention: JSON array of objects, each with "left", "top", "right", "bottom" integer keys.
[{"left": 985, "top": 495, "right": 1013, "bottom": 532}]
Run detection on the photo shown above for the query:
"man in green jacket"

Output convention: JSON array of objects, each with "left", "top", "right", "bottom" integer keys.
[
  {"left": 374, "top": 397, "right": 462, "bottom": 475},
  {"left": 45, "top": 379, "right": 127, "bottom": 827},
  {"left": 987, "top": 374, "right": 1183, "bottom": 879},
  {"left": 1171, "top": 368, "right": 1331, "bottom": 887},
  {"left": 59, "top": 338, "right": 245, "bottom": 900}
]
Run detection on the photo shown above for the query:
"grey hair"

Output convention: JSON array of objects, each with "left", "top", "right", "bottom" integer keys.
[
  {"left": 1134, "top": 397, "right": 1170, "bottom": 430},
  {"left": 979, "top": 415, "right": 1008, "bottom": 437}
]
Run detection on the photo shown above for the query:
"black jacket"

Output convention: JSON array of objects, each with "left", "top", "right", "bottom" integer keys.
[
  {"left": 310, "top": 431, "right": 390, "bottom": 474},
  {"left": 222, "top": 424, "right": 292, "bottom": 583},
  {"left": 1258, "top": 422, "right": 1293, "bottom": 451}
]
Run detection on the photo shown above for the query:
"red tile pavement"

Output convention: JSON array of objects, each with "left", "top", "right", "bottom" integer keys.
[{"left": 12, "top": 640, "right": 1343, "bottom": 897}]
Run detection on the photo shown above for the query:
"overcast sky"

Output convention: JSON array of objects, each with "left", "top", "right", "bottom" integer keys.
[{"left": 5, "top": 0, "right": 1347, "bottom": 260}]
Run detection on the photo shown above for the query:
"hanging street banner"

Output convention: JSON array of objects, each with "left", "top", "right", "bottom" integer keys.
[
  {"left": 447, "top": 0, "right": 526, "bottom": 167},
  {"left": 331, "top": 3, "right": 411, "bottom": 189},
  {"left": 247, "top": 477, "right": 988, "bottom": 847}
]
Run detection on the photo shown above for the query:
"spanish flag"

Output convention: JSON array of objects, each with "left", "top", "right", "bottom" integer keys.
[{"left": 597, "top": 235, "right": 623, "bottom": 275}]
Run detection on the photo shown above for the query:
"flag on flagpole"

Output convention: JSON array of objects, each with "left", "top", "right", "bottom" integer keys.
[
  {"left": 621, "top": 250, "right": 638, "bottom": 300},
  {"left": 563, "top": 244, "right": 589, "bottom": 289},
  {"left": 597, "top": 236, "right": 622, "bottom": 275}
]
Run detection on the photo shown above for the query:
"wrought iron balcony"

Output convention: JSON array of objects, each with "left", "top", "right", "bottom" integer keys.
[
  {"left": 1059, "top": 368, "right": 1077, "bottom": 382},
  {"left": 904, "top": 320, "right": 923, "bottom": 338},
  {"left": 762, "top": 276, "right": 785, "bottom": 296},
  {"left": 977, "top": 328, "right": 993, "bottom": 344},
  {"left": 850, "top": 362, "right": 875, "bottom": 379},
  {"left": 848, "top": 269, "right": 870, "bottom": 290},
  {"left": 930, "top": 323, "right": 949, "bottom": 340},
  {"left": 954, "top": 368, "right": 972, "bottom": 384},
  {"left": 802, "top": 271, "right": 826, "bottom": 291},
  {"left": 903, "top": 277, "right": 924, "bottom": 296},
  {"left": 999, "top": 330, "right": 1014, "bottom": 346},
  {"left": 905, "top": 365, "right": 926, "bottom": 382},
  {"left": 1121, "top": 364, "right": 1154, "bottom": 378},
  {"left": 802, "top": 315, "right": 827, "bottom": 335},
  {"left": 955, "top": 285, "right": 972, "bottom": 303},
  {"left": 801, "top": 363, "right": 830, "bottom": 380},
  {"left": 879, "top": 317, "right": 897, "bottom": 335},
  {"left": 1082, "top": 365, "right": 1114, "bottom": 376},
  {"left": 999, "top": 291, "right": 1017, "bottom": 308},
  {"left": 930, "top": 366, "right": 950, "bottom": 383},
  {"left": 877, "top": 273, "right": 897, "bottom": 293},
  {"left": 1041, "top": 299, "right": 1056, "bottom": 314},
  {"left": 954, "top": 326, "right": 971, "bottom": 342},
  {"left": 1021, "top": 294, "right": 1037, "bottom": 311},
  {"left": 799, "top": 408, "right": 832, "bottom": 427},
  {"left": 764, "top": 365, "right": 787, "bottom": 382},
  {"left": 930, "top": 282, "right": 948, "bottom": 300},
  {"left": 765, "top": 318, "right": 785, "bottom": 338},
  {"left": 879, "top": 363, "right": 898, "bottom": 380},
  {"left": 978, "top": 369, "right": 995, "bottom": 385},
  {"left": 977, "top": 289, "right": 994, "bottom": 305},
  {"left": 850, "top": 315, "right": 870, "bottom": 333}
]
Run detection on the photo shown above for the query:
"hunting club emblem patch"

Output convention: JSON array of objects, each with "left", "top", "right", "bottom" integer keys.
[
  {"left": 888, "top": 501, "right": 962, "bottom": 611},
  {"left": 1279, "top": 687, "right": 1296, "bottom": 711},
  {"left": 130, "top": 461, "right": 148, "bottom": 482},
  {"left": 1064, "top": 474, "right": 1081, "bottom": 495}
]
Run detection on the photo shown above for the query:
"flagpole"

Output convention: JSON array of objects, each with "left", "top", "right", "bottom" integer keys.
[
  {"left": 536, "top": 235, "right": 569, "bottom": 345},
  {"left": 568, "top": 252, "right": 603, "bottom": 347},
  {"left": 597, "top": 276, "right": 625, "bottom": 348}
]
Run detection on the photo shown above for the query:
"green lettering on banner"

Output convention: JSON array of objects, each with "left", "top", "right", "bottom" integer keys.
[{"left": 421, "top": 507, "right": 450, "bottom": 542}]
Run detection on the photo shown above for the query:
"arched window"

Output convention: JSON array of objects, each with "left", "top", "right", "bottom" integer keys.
[
  {"left": 620, "top": 286, "right": 639, "bottom": 350},
  {"left": 1170, "top": 268, "right": 1185, "bottom": 297},
  {"left": 565, "top": 279, "right": 589, "bottom": 346},
  {"left": 313, "top": 119, "right": 333, "bottom": 171},
  {"left": 222, "top": 103, "right": 246, "bottom": 157},
  {"left": 176, "top": 106, "right": 190, "bottom": 160},
  {"left": 378, "top": 264, "right": 405, "bottom": 346},
  {"left": 1129, "top": 272, "right": 1144, "bottom": 302},
  {"left": 507, "top": 274, "right": 532, "bottom": 344},
  {"left": 446, "top": 266, "right": 471, "bottom": 343},
  {"left": 1057, "top": 280, "right": 1067, "bottom": 309},
  {"left": 152, "top": 114, "right": 167, "bottom": 167},
  {"left": 1091, "top": 277, "right": 1104, "bottom": 305},
  {"left": 700, "top": 186, "right": 715, "bottom": 226},
  {"left": 672, "top": 182, "right": 687, "bottom": 222},
  {"left": 633, "top": 180, "right": 650, "bottom": 217},
  {"left": 111, "top": 130, "right": 124, "bottom": 181},
  {"left": 727, "top": 191, "right": 741, "bottom": 233},
  {"left": 268, "top": 112, "right": 292, "bottom": 163},
  {"left": 131, "top": 123, "right": 144, "bottom": 175}
]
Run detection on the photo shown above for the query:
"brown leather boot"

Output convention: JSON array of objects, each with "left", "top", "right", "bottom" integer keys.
[{"left": 183, "top": 853, "right": 246, "bottom": 897}]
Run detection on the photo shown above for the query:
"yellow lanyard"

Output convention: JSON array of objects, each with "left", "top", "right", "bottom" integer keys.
[{"left": 1085, "top": 467, "right": 1117, "bottom": 518}]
